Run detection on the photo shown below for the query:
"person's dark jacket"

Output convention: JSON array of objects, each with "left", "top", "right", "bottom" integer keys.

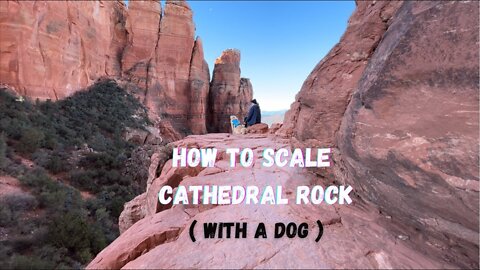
[{"left": 244, "top": 103, "right": 261, "bottom": 127}]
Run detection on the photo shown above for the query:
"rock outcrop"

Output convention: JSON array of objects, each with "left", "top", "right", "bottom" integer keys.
[
  {"left": 187, "top": 37, "right": 210, "bottom": 134},
  {"left": 334, "top": 1, "right": 479, "bottom": 267},
  {"left": 121, "top": 0, "right": 161, "bottom": 92},
  {"left": 277, "top": 1, "right": 402, "bottom": 146},
  {"left": 144, "top": 1, "right": 196, "bottom": 133},
  {"left": 88, "top": 134, "right": 451, "bottom": 269},
  {"left": 0, "top": 0, "right": 247, "bottom": 141},
  {"left": 278, "top": 0, "right": 479, "bottom": 268},
  {"left": 246, "top": 123, "right": 269, "bottom": 134},
  {"left": 90, "top": 1, "right": 479, "bottom": 268},
  {"left": 0, "top": 1, "right": 127, "bottom": 99},
  {"left": 208, "top": 49, "right": 253, "bottom": 133}
]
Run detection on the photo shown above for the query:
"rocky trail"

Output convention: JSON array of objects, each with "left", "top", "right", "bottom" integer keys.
[
  {"left": 88, "top": 133, "right": 455, "bottom": 269},
  {"left": 89, "top": 1, "right": 478, "bottom": 268}
]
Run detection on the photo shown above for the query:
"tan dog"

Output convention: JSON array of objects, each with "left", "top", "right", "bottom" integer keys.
[{"left": 230, "top": 115, "right": 247, "bottom": 135}]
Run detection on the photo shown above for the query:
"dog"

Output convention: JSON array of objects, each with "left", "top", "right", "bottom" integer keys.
[{"left": 230, "top": 115, "right": 247, "bottom": 135}]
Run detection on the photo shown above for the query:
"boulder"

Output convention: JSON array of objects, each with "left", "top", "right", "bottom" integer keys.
[
  {"left": 246, "top": 123, "right": 269, "bottom": 134},
  {"left": 269, "top": 123, "right": 283, "bottom": 134},
  {"left": 118, "top": 193, "right": 147, "bottom": 234}
]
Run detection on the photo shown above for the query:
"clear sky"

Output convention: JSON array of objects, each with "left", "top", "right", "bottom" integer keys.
[
  {"left": 127, "top": 1, "right": 356, "bottom": 111},
  {"left": 189, "top": 1, "right": 355, "bottom": 111}
]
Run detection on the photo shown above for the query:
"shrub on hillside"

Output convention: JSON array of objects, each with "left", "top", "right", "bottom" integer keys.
[
  {"left": 0, "top": 133, "right": 6, "bottom": 168},
  {"left": 17, "top": 128, "right": 45, "bottom": 154},
  {"left": 9, "top": 255, "right": 55, "bottom": 269},
  {"left": 0, "top": 80, "right": 153, "bottom": 268}
]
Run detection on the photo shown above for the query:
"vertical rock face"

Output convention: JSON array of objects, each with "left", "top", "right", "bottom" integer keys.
[
  {"left": 335, "top": 1, "right": 479, "bottom": 267},
  {"left": 278, "top": 1, "right": 402, "bottom": 146},
  {"left": 278, "top": 0, "right": 478, "bottom": 267},
  {"left": 208, "top": 49, "right": 253, "bottom": 133},
  {"left": 146, "top": 0, "right": 196, "bottom": 133},
  {"left": 188, "top": 37, "right": 210, "bottom": 134},
  {"left": 121, "top": 0, "right": 161, "bottom": 92},
  {"left": 0, "top": 0, "right": 240, "bottom": 140},
  {"left": 120, "top": 0, "right": 210, "bottom": 139},
  {"left": 0, "top": 1, "right": 127, "bottom": 100}
]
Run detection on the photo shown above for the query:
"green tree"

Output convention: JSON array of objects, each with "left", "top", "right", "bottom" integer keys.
[
  {"left": 0, "top": 133, "right": 6, "bottom": 168},
  {"left": 18, "top": 128, "right": 44, "bottom": 154}
]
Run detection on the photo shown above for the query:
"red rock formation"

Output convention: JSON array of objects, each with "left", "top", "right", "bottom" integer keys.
[
  {"left": 269, "top": 123, "right": 283, "bottom": 134},
  {"left": 246, "top": 123, "right": 269, "bottom": 134},
  {"left": 0, "top": 0, "right": 225, "bottom": 141},
  {"left": 0, "top": 1, "right": 126, "bottom": 100},
  {"left": 208, "top": 49, "right": 253, "bottom": 133},
  {"left": 334, "top": 1, "right": 479, "bottom": 267},
  {"left": 278, "top": 0, "right": 479, "bottom": 267},
  {"left": 144, "top": 1, "right": 195, "bottom": 133},
  {"left": 277, "top": 1, "right": 402, "bottom": 146},
  {"left": 87, "top": 134, "right": 450, "bottom": 269},
  {"left": 121, "top": 0, "right": 161, "bottom": 92},
  {"left": 188, "top": 37, "right": 210, "bottom": 134},
  {"left": 120, "top": 0, "right": 211, "bottom": 139},
  {"left": 118, "top": 193, "right": 146, "bottom": 234},
  {"left": 93, "top": 1, "right": 479, "bottom": 268}
]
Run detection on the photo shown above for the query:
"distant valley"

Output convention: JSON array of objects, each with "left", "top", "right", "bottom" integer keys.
[{"left": 262, "top": 110, "right": 286, "bottom": 126}]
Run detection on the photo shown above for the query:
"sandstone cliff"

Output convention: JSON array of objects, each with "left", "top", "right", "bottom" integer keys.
[
  {"left": 208, "top": 49, "right": 253, "bottom": 133},
  {"left": 280, "top": 0, "right": 479, "bottom": 267},
  {"left": 0, "top": 0, "right": 249, "bottom": 140},
  {"left": 277, "top": 1, "right": 402, "bottom": 145},
  {"left": 334, "top": 0, "right": 479, "bottom": 264},
  {"left": 89, "top": 1, "right": 478, "bottom": 268},
  {"left": 0, "top": 1, "right": 126, "bottom": 99}
]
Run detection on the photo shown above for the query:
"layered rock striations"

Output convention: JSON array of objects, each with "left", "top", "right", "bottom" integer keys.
[
  {"left": 144, "top": 1, "right": 196, "bottom": 133},
  {"left": 208, "top": 49, "right": 253, "bottom": 133},
  {"left": 334, "top": 1, "right": 479, "bottom": 266},
  {"left": 121, "top": 0, "right": 161, "bottom": 92},
  {"left": 0, "top": 0, "right": 250, "bottom": 140},
  {"left": 279, "top": 0, "right": 479, "bottom": 267},
  {"left": 88, "top": 134, "right": 451, "bottom": 269},
  {"left": 187, "top": 37, "right": 210, "bottom": 134},
  {"left": 277, "top": 1, "right": 402, "bottom": 146},
  {"left": 0, "top": 1, "right": 127, "bottom": 99}
]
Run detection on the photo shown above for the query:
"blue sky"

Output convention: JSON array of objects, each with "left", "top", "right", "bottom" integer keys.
[{"left": 127, "top": 1, "right": 355, "bottom": 111}]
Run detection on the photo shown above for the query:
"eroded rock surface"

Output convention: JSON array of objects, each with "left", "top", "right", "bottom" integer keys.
[
  {"left": 246, "top": 123, "right": 269, "bottom": 134},
  {"left": 0, "top": 1, "right": 127, "bottom": 99},
  {"left": 335, "top": 1, "right": 479, "bottom": 267},
  {"left": 88, "top": 134, "right": 451, "bottom": 269},
  {"left": 277, "top": 0, "right": 479, "bottom": 268},
  {"left": 277, "top": 0, "right": 402, "bottom": 146},
  {"left": 208, "top": 50, "right": 253, "bottom": 133},
  {"left": 0, "top": 0, "right": 242, "bottom": 141}
]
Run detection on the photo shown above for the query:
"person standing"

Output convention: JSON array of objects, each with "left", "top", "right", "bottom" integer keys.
[{"left": 244, "top": 99, "right": 261, "bottom": 127}]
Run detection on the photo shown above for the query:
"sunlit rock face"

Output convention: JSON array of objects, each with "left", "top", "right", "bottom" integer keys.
[
  {"left": 88, "top": 134, "right": 455, "bottom": 269},
  {"left": 0, "top": 0, "right": 244, "bottom": 141},
  {"left": 335, "top": 1, "right": 479, "bottom": 267},
  {"left": 208, "top": 49, "right": 253, "bottom": 133},
  {"left": 280, "top": 0, "right": 479, "bottom": 268},
  {"left": 0, "top": 1, "right": 127, "bottom": 99},
  {"left": 278, "top": 1, "right": 402, "bottom": 145}
]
